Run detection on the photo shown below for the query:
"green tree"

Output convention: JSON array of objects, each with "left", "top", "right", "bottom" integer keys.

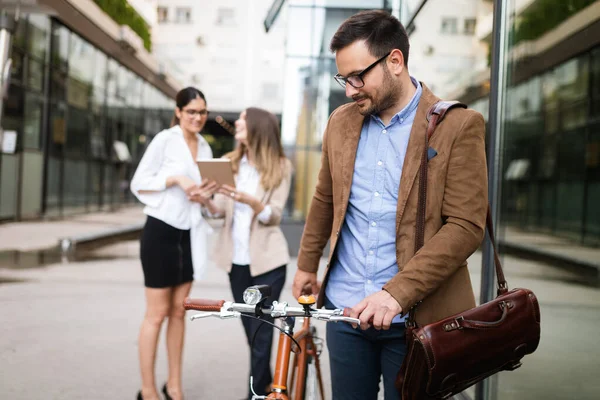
[{"left": 93, "top": 0, "right": 152, "bottom": 51}]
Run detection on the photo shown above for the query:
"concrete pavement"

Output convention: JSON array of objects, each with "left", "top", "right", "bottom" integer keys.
[
  {"left": 1, "top": 207, "right": 600, "bottom": 399},
  {"left": 1, "top": 237, "right": 600, "bottom": 399},
  {"left": 0, "top": 206, "right": 147, "bottom": 252}
]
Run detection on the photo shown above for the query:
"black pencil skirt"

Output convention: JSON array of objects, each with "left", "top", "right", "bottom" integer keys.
[{"left": 140, "top": 215, "right": 194, "bottom": 288}]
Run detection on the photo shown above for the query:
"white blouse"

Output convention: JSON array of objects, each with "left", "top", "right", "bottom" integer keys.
[
  {"left": 231, "top": 156, "right": 272, "bottom": 265},
  {"left": 130, "top": 124, "right": 213, "bottom": 278}
]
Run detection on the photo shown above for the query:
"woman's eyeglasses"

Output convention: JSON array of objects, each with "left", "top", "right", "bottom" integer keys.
[{"left": 184, "top": 109, "right": 209, "bottom": 117}]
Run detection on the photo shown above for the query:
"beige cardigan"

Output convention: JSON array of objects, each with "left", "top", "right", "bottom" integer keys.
[{"left": 210, "top": 158, "right": 292, "bottom": 277}]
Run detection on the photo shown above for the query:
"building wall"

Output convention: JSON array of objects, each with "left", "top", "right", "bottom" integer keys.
[
  {"left": 150, "top": 0, "right": 286, "bottom": 115},
  {"left": 406, "top": 0, "right": 491, "bottom": 97}
]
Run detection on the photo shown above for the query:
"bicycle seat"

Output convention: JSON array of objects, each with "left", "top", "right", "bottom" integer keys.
[{"left": 297, "top": 294, "right": 316, "bottom": 306}]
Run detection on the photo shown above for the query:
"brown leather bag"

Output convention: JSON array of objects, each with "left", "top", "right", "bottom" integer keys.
[{"left": 395, "top": 101, "right": 542, "bottom": 399}]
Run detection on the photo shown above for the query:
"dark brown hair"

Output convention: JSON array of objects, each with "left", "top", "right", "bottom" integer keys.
[
  {"left": 330, "top": 10, "right": 410, "bottom": 65},
  {"left": 170, "top": 87, "right": 207, "bottom": 127},
  {"left": 225, "top": 107, "right": 287, "bottom": 191}
]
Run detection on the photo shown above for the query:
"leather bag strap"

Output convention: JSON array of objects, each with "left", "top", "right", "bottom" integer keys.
[{"left": 409, "top": 100, "right": 507, "bottom": 325}]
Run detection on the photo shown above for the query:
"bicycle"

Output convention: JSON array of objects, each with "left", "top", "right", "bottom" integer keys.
[{"left": 183, "top": 285, "right": 359, "bottom": 400}]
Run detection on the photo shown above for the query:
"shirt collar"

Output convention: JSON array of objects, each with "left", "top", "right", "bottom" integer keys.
[
  {"left": 171, "top": 124, "right": 209, "bottom": 147},
  {"left": 372, "top": 76, "right": 422, "bottom": 125}
]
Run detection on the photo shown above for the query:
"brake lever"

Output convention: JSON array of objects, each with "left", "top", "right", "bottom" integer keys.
[
  {"left": 329, "top": 316, "right": 360, "bottom": 324},
  {"left": 190, "top": 311, "right": 240, "bottom": 321},
  {"left": 311, "top": 312, "right": 360, "bottom": 325}
]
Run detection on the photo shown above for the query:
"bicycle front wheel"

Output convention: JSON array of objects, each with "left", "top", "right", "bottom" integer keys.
[{"left": 302, "top": 354, "right": 320, "bottom": 400}]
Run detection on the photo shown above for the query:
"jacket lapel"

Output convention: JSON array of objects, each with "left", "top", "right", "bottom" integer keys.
[
  {"left": 395, "top": 84, "right": 440, "bottom": 231},
  {"left": 341, "top": 104, "right": 366, "bottom": 207}
]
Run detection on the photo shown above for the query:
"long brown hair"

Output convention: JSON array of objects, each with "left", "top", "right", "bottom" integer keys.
[{"left": 225, "top": 107, "right": 287, "bottom": 191}]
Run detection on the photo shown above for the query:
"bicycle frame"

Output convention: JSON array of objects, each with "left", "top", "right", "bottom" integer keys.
[
  {"left": 289, "top": 318, "right": 325, "bottom": 400},
  {"left": 268, "top": 317, "right": 325, "bottom": 400}
]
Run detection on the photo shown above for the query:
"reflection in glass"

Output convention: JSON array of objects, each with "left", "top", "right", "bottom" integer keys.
[
  {"left": 45, "top": 155, "right": 61, "bottom": 214},
  {"left": 23, "top": 93, "right": 43, "bottom": 149},
  {"left": 63, "top": 159, "right": 88, "bottom": 210},
  {"left": 51, "top": 23, "right": 70, "bottom": 68},
  {"left": 27, "top": 59, "right": 44, "bottom": 91},
  {"left": 27, "top": 15, "right": 50, "bottom": 60},
  {"left": 69, "top": 34, "right": 95, "bottom": 84}
]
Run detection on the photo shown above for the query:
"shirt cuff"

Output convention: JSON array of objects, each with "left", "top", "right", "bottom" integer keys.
[{"left": 257, "top": 205, "right": 272, "bottom": 224}]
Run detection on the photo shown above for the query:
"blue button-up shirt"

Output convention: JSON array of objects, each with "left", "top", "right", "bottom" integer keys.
[{"left": 325, "top": 77, "right": 422, "bottom": 323}]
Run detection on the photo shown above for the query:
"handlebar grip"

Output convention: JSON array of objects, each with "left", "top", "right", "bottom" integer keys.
[{"left": 183, "top": 297, "right": 225, "bottom": 312}]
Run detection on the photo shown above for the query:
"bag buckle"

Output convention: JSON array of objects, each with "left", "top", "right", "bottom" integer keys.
[{"left": 443, "top": 316, "right": 464, "bottom": 332}]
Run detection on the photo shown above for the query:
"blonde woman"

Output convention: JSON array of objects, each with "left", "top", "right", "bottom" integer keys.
[{"left": 200, "top": 107, "right": 292, "bottom": 400}]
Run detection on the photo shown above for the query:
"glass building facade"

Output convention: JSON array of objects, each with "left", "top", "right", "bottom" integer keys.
[
  {"left": 466, "top": 0, "right": 600, "bottom": 246},
  {"left": 277, "top": 0, "right": 600, "bottom": 399},
  {"left": 0, "top": 14, "right": 174, "bottom": 221},
  {"left": 280, "top": 0, "right": 394, "bottom": 219}
]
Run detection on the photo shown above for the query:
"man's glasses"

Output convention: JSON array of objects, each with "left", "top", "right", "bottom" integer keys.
[
  {"left": 184, "top": 109, "right": 209, "bottom": 118},
  {"left": 333, "top": 52, "right": 391, "bottom": 89}
]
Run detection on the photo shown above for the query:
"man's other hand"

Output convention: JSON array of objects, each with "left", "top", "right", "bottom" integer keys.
[
  {"left": 348, "top": 290, "right": 402, "bottom": 330},
  {"left": 292, "top": 269, "right": 320, "bottom": 299}
]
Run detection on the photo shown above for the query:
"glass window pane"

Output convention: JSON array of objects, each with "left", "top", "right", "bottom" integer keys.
[
  {"left": 27, "top": 59, "right": 44, "bottom": 92},
  {"left": 106, "top": 59, "right": 118, "bottom": 96},
  {"left": 93, "top": 50, "right": 107, "bottom": 89},
  {"left": 23, "top": 93, "right": 43, "bottom": 149},
  {"left": 63, "top": 159, "right": 88, "bottom": 208},
  {"left": 69, "top": 34, "right": 95, "bottom": 84},
  {"left": 66, "top": 106, "right": 90, "bottom": 156},
  {"left": 44, "top": 155, "right": 61, "bottom": 215},
  {"left": 50, "top": 68, "right": 67, "bottom": 101},
  {"left": 27, "top": 14, "right": 50, "bottom": 60},
  {"left": 10, "top": 49, "right": 24, "bottom": 83},
  {"left": 67, "top": 77, "right": 91, "bottom": 109},
  {"left": 49, "top": 102, "right": 67, "bottom": 155},
  {"left": 13, "top": 15, "right": 27, "bottom": 49},
  {"left": 50, "top": 23, "right": 69, "bottom": 67}
]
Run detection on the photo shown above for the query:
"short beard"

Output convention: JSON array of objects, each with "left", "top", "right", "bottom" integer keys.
[{"left": 358, "top": 66, "right": 402, "bottom": 116}]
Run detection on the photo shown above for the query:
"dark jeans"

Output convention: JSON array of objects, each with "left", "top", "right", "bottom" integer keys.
[
  {"left": 325, "top": 297, "right": 406, "bottom": 400},
  {"left": 229, "top": 264, "right": 287, "bottom": 399}
]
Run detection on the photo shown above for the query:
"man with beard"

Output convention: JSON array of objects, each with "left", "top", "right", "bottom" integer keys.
[{"left": 292, "top": 10, "right": 488, "bottom": 400}]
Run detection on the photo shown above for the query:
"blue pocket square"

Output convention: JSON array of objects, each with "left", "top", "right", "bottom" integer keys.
[{"left": 427, "top": 147, "right": 438, "bottom": 161}]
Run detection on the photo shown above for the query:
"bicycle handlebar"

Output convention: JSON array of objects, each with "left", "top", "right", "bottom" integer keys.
[
  {"left": 183, "top": 297, "right": 360, "bottom": 325},
  {"left": 183, "top": 298, "right": 226, "bottom": 312}
]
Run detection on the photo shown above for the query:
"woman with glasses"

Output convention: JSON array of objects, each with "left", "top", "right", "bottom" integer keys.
[
  {"left": 130, "top": 87, "right": 218, "bottom": 400},
  {"left": 200, "top": 107, "right": 292, "bottom": 400}
]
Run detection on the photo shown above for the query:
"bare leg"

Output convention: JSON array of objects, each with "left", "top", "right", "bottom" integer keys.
[
  {"left": 139, "top": 287, "right": 172, "bottom": 400},
  {"left": 165, "top": 281, "right": 193, "bottom": 400}
]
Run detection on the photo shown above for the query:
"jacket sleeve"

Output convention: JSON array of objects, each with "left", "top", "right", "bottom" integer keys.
[
  {"left": 258, "top": 159, "right": 293, "bottom": 226},
  {"left": 130, "top": 133, "right": 170, "bottom": 208},
  {"left": 296, "top": 112, "right": 336, "bottom": 274},
  {"left": 383, "top": 112, "right": 488, "bottom": 314}
]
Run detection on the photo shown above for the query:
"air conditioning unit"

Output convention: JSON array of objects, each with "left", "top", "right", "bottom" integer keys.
[{"left": 118, "top": 25, "right": 143, "bottom": 54}]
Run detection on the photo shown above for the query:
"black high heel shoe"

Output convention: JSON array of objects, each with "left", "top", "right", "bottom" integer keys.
[
  {"left": 162, "top": 383, "right": 173, "bottom": 400},
  {"left": 136, "top": 391, "right": 143, "bottom": 400}
]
